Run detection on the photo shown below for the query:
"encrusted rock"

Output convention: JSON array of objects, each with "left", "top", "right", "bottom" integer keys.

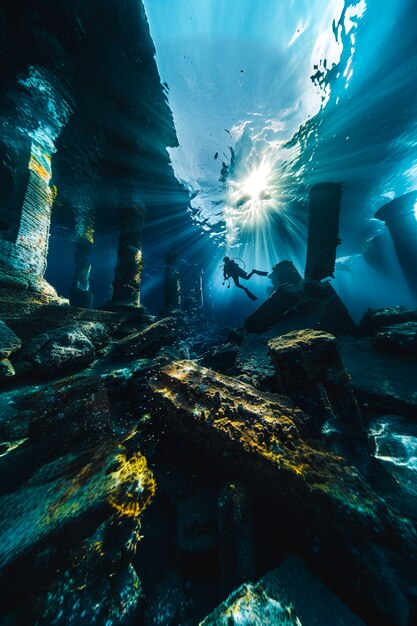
[
  {"left": 115, "top": 316, "right": 176, "bottom": 358},
  {"left": 245, "top": 279, "right": 356, "bottom": 336},
  {"left": 0, "top": 443, "right": 155, "bottom": 572},
  {"left": 200, "top": 582, "right": 301, "bottom": 626},
  {"left": 0, "top": 358, "right": 15, "bottom": 378},
  {"left": 201, "top": 342, "right": 239, "bottom": 373},
  {"left": 0, "top": 439, "right": 155, "bottom": 623},
  {"left": 36, "top": 520, "right": 142, "bottom": 626},
  {"left": 357, "top": 306, "right": 417, "bottom": 338},
  {"left": 339, "top": 336, "right": 417, "bottom": 416},
  {"left": 19, "top": 326, "right": 96, "bottom": 374},
  {"left": 141, "top": 360, "right": 417, "bottom": 624},
  {"left": 236, "top": 333, "right": 276, "bottom": 391},
  {"left": 77, "top": 321, "right": 110, "bottom": 349},
  {"left": 268, "top": 329, "right": 362, "bottom": 434},
  {"left": 375, "top": 322, "right": 417, "bottom": 354},
  {"left": 202, "top": 555, "right": 365, "bottom": 626},
  {"left": 0, "top": 321, "right": 21, "bottom": 359}
]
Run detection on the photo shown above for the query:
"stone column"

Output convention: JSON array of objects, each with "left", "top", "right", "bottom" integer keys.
[
  {"left": 111, "top": 200, "right": 146, "bottom": 308},
  {"left": 161, "top": 251, "right": 181, "bottom": 316},
  {"left": 0, "top": 70, "right": 69, "bottom": 306},
  {"left": 69, "top": 235, "right": 94, "bottom": 309},
  {"left": 0, "top": 136, "right": 55, "bottom": 281},
  {"left": 204, "top": 275, "right": 214, "bottom": 320},
  {"left": 268, "top": 329, "right": 362, "bottom": 436},
  {"left": 305, "top": 182, "right": 342, "bottom": 281},
  {"left": 374, "top": 191, "right": 417, "bottom": 300},
  {"left": 196, "top": 268, "right": 204, "bottom": 314}
]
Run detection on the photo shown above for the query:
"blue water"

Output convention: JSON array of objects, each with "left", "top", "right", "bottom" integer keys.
[{"left": 143, "top": 0, "right": 417, "bottom": 324}]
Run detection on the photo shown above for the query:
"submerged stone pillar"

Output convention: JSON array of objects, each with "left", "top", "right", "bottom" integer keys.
[
  {"left": 268, "top": 329, "right": 362, "bottom": 436},
  {"left": 374, "top": 191, "right": 417, "bottom": 300},
  {"left": 0, "top": 136, "right": 56, "bottom": 282},
  {"left": 0, "top": 69, "right": 70, "bottom": 307},
  {"left": 69, "top": 235, "right": 94, "bottom": 308},
  {"left": 196, "top": 268, "right": 204, "bottom": 314},
  {"left": 161, "top": 251, "right": 181, "bottom": 316},
  {"left": 305, "top": 183, "right": 342, "bottom": 281},
  {"left": 204, "top": 275, "right": 214, "bottom": 320},
  {"left": 111, "top": 200, "right": 146, "bottom": 308}
]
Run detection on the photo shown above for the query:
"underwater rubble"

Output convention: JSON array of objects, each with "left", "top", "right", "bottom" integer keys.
[{"left": 1, "top": 298, "right": 417, "bottom": 624}]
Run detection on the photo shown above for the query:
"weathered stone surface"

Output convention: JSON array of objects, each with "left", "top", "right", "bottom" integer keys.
[
  {"left": 77, "top": 321, "right": 110, "bottom": 349},
  {"left": 0, "top": 440, "right": 155, "bottom": 623},
  {"left": 245, "top": 279, "right": 356, "bottom": 336},
  {"left": 35, "top": 521, "right": 142, "bottom": 626},
  {"left": 115, "top": 317, "right": 176, "bottom": 358},
  {"left": 357, "top": 306, "right": 417, "bottom": 338},
  {"left": 0, "top": 442, "right": 155, "bottom": 571},
  {"left": 268, "top": 329, "right": 362, "bottom": 435},
  {"left": 0, "top": 359, "right": 15, "bottom": 378},
  {"left": 375, "top": 322, "right": 417, "bottom": 354},
  {"left": 0, "top": 321, "right": 21, "bottom": 359},
  {"left": 20, "top": 326, "right": 96, "bottom": 374},
  {"left": 260, "top": 555, "right": 365, "bottom": 626},
  {"left": 339, "top": 336, "right": 417, "bottom": 415},
  {"left": 204, "top": 555, "right": 364, "bottom": 626},
  {"left": 235, "top": 333, "right": 276, "bottom": 391},
  {"left": 3, "top": 304, "right": 121, "bottom": 342},
  {"left": 0, "top": 268, "right": 64, "bottom": 313},
  {"left": 200, "top": 583, "right": 301, "bottom": 626},
  {"left": 0, "top": 377, "right": 113, "bottom": 503},
  {"left": 142, "top": 360, "right": 417, "bottom": 624},
  {"left": 201, "top": 342, "right": 239, "bottom": 373}
]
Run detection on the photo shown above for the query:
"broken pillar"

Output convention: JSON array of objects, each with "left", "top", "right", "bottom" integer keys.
[
  {"left": 245, "top": 279, "right": 356, "bottom": 336},
  {"left": 160, "top": 251, "right": 181, "bottom": 316},
  {"left": 374, "top": 191, "right": 417, "bottom": 300},
  {"left": 268, "top": 260, "right": 302, "bottom": 293},
  {"left": 305, "top": 183, "right": 342, "bottom": 281},
  {"left": 111, "top": 200, "right": 146, "bottom": 308},
  {"left": 268, "top": 329, "right": 362, "bottom": 436},
  {"left": 69, "top": 235, "right": 94, "bottom": 309}
]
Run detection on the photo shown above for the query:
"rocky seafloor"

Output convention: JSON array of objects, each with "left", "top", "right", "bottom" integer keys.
[{"left": 1, "top": 301, "right": 417, "bottom": 626}]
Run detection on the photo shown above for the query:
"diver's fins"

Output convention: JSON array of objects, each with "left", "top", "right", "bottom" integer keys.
[
  {"left": 244, "top": 287, "right": 258, "bottom": 301},
  {"left": 251, "top": 269, "right": 268, "bottom": 276}
]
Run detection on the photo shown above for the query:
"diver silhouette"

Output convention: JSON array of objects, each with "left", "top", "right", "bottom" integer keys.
[{"left": 222, "top": 256, "right": 268, "bottom": 301}]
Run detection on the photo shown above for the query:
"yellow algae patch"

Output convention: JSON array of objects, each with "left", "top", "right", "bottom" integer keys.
[{"left": 108, "top": 451, "right": 156, "bottom": 519}]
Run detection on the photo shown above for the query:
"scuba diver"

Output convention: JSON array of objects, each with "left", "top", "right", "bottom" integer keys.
[{"left": 222, "top": 256, "right": 268, "bottom": 301}]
